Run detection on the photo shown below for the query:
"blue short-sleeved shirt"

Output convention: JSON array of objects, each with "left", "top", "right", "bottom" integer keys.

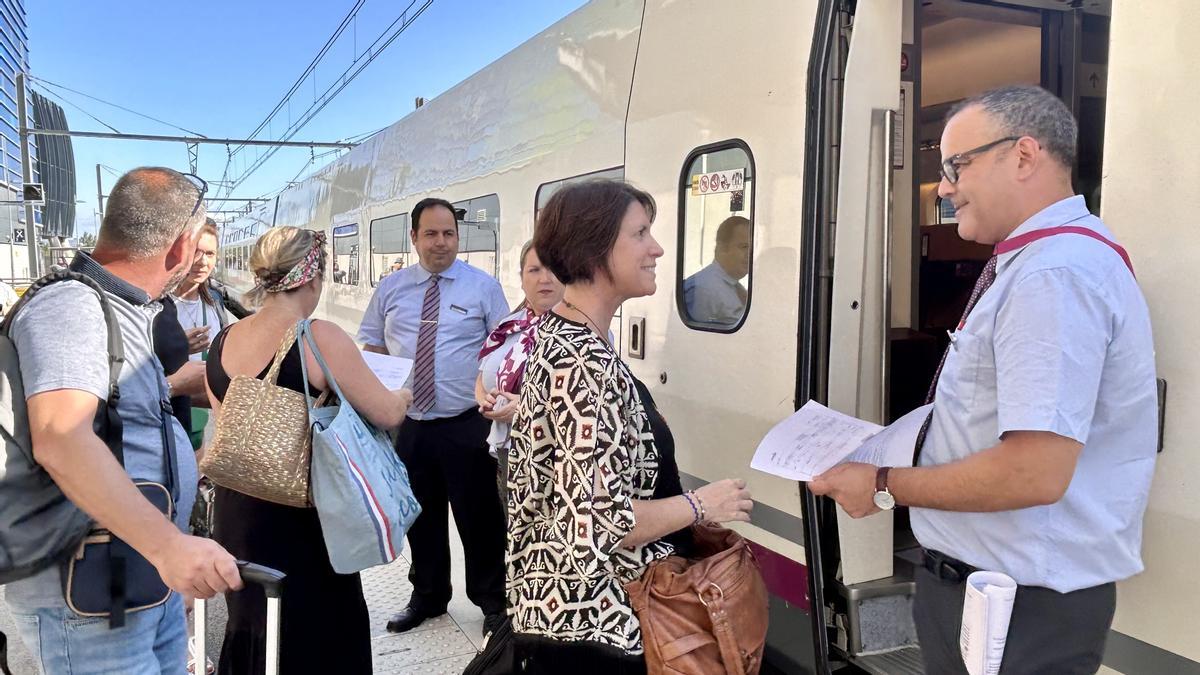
[
  {"left": 911, "top": 196, "right": 1158, "bottom": 593},
  {"left": 357, "top": 259, "right": 509, "bottom": 420}
]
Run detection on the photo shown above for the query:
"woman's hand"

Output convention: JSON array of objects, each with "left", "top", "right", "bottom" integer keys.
[
  {"left": 694, "top": 478, "right": 753, "bottom": 524},
  {"left": 482, "top": 389, "right": 518, "bottom": 423}
]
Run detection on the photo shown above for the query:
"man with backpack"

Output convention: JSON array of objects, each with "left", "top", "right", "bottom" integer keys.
[{"left": 1, "top": 167, "right": 241, "bottom": 674}]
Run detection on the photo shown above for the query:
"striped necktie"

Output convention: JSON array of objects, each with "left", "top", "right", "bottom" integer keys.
[
  {"left": 412, "top": 274, "right": 440, "bottom": 413},
  {"left": 913, "top": 256, "right": 998, "bottom": 458}
]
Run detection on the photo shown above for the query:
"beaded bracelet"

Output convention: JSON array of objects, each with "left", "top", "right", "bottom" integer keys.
[
  {"left": 686, "top": 489, "right": 706, "bottom": 524},
  {"left": 683, "top": 491, "right": 702, "bottom": 524}
]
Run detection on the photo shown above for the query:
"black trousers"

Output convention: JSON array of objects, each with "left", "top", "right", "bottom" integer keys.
[
  {"left": 514, "top": 635, "right": 647, "bottom": 675},
  {"left": 913, "top": 563, "right": 1116, "bottom": 674},
  {"left": 396, "top": 409, "right": 506, "bottom": 616}
]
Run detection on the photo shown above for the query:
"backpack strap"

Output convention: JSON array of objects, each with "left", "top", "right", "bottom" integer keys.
[{"left": 2, "top": 271, "right": 125, "bottom": 466}]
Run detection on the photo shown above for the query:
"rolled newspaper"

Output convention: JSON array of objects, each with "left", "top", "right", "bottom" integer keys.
[{"left": 959, "top": 570, "right": 1018, "bottom": 675}]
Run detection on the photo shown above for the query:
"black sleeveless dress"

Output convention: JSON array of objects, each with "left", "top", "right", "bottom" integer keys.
[{"left": 206, "top": 326, "right": 372, "bottom": 675}]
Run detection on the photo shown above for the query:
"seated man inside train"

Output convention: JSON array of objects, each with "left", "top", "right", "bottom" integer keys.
[{"left": 682, "top": 215, "right": 750, "bottom": 326}]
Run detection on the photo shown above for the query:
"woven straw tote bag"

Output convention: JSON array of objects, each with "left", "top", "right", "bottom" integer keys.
[{"left": 200, "top": 322, "right": 314, "bottom": 507}]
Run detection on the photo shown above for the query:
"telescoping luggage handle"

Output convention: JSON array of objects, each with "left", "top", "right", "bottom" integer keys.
[{"left": 194, "top": 561, "right": 286, "bottom": 675}]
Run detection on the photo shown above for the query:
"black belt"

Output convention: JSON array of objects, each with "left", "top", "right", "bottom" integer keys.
[
  {"left": 408, "top": 408, "right": 480, "bottom": 426},
  {"left": 922, "top": 548, "right": 980, "bottom": 584}
]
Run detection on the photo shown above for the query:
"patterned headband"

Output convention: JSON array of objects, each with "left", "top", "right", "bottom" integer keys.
[{"left": 264, "top": 231, "right": 327, "bottom": 293}]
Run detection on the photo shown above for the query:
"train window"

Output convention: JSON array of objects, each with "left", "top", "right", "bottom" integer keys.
[
  {"left": 452, "top": 194, "right": 500, "bottom": 277},
  {"left": 677, "top": 142, "right": 755, "bottom": 332},
  {"left": 370, "top": 212, "right": 410, "bottom": 286},
  {"left": 332, "top": 223, "right": 359, "bottom": 285},
  {"left": 535, "top": 167, "right": 625, "bottom": 218}
]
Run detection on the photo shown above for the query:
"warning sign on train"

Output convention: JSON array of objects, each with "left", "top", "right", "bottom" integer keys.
[{"left": 691, "top": 168, "right": 745, "bottom": 196}]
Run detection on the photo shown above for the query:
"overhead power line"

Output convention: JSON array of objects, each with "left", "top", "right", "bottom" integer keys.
[
  {"left": 30, "top": 75, "right": 206, "bottom": 137},
  {"left": 232, "top": 0, "right": 367, "bottom": 156},
  {"left": 224, "top": 0, "right": 433, "bottom": 195}
]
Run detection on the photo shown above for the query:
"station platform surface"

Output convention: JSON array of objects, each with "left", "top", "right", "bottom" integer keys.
[{"left": 0, "top": 517, "right": 485, "bottom": 674}]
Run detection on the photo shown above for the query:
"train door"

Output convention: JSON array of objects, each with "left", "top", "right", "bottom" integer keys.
[
  {"left": 624, "top": 1, "right": 836, "bottom": 672},
  {"left": 811, "top": 1, "right": 1114, "bottom": 673}
]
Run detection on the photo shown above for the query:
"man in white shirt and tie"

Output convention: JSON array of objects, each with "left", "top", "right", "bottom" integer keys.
[
  {"left": 682, "top": 215, "right": 751, "bottom": 327},
  {"left": 359, "top": 197, "right": 510, "bottom": 636},
  {"left": 811, "top": 85, "right": 1158, "bottom": 673}
]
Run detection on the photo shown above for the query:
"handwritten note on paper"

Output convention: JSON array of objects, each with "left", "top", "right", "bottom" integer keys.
[
  {"left": 360, "top": 351, "right": 414, "bottom": 391},
  {"left": 750, "top": 402, "right": 934, "bottom": 482},
  {"left": 750, "top": 401, "right": 883, "bottom": 481},
  {"left": 844, "top": 403, "right": 933, "bottom": 468}
]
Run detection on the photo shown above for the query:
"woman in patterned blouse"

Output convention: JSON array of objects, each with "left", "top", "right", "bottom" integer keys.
[{"left": 507, "top": 179, "right": 755, "bottom": 674}]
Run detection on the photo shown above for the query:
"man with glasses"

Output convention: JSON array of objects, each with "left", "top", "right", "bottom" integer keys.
[
  {"left": 3, "top": 167, "right": 242, "bottom": 674},
  {"left": 811, "top": 85, "right": 1157, "bottom": 673}
]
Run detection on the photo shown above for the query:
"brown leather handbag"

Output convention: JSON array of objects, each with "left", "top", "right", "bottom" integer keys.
[{"left": 625, "top": 521, "right": 770, "bottom": 675}]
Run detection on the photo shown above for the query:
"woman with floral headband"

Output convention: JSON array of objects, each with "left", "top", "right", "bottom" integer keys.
[{"left": 204, "top": 226, "right": 412, "bottom": 675}]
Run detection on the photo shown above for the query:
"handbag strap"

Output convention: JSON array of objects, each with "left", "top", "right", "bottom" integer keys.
[
  {"left": 699, "top": 582, "right": 749, "bottom": 675},
  {"left": 263, "top": 323, "right": 299, "bottom": 386}
]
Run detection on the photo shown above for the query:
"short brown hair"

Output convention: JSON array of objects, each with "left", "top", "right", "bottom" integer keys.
[{"left": 533, "top": 179, "right": 656, "bottom": 285}]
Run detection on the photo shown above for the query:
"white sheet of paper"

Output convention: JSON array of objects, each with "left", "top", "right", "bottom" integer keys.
[
  {"left": 959, "top": 570, "right": 1017, "bottom": 675},
  {"left": 750, "top": 401, "right": 883, "bottom": 481},
  {"left": 844, "top": 403, "right": 933, "bottom": 467},
  {"left": 360, "top": 351, "right": 414, "bottom": 391}
]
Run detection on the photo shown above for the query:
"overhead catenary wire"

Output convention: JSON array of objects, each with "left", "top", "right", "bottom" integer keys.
[
  {"left": 30, "top": 75, "right": 205, "bottom": 137},
  {"left": 223, "top": 0, "right": 433, "bottom": 195},
  {"left": 35, "top": 86, "right": 121, "bottom": 134}
]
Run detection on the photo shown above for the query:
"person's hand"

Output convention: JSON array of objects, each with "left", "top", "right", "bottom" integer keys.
[
  {"left": 694, "top": 478, "right": 754, "bottom": 523},
  {"left": 476, "top": 389, "right": 498, "bottom": 413},
  {"left": 809, "top": 462, "right": 879, "bottom": 518},
  {"left": 393, "top": 388, "right": 413, "bottom": 416},
  {"left": 481, "top": 389, "right": 518, "bottom": 423},
  {"left": 168, "top": 361, "right": 206, "bottom": 397},
  {"left": 185, "top": 327, "right": 211, "bottom": 355},
  {"left": 151, "top": 532, "right": 242, "bottom": 599}
]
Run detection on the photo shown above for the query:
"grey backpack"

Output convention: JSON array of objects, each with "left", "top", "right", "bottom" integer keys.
[{"left": 0, "top": 271, "right": 124, "bottom": 584}]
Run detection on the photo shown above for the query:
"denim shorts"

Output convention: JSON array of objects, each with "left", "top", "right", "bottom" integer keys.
[{"left": 6, "top": 592, "right": 187, "bottom": 675}]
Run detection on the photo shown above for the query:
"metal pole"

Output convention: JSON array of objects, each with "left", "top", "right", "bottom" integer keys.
[
  {"left": 96, "top": 163, "right": 104, "bottom": 221},
  {"left": 17, "top": 73, "right": 38, "bottom": 279}
]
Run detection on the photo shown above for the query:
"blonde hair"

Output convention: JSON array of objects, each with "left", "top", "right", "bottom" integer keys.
[{"left": 243, "top": 226, "right": 327, "bottom": 307}]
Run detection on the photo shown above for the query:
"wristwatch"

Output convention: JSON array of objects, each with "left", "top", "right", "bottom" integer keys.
[{"left": 873, "top": 467, "right": 896, "bottom": 511}]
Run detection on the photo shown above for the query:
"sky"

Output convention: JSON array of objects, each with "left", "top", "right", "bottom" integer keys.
[{"left": 27, "top": 0, "right": 589, "bottom": 237}]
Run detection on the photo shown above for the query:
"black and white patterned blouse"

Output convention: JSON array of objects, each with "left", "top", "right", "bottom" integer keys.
[{"left": 506, "top": 312, "right": 673, "bottom": 654}]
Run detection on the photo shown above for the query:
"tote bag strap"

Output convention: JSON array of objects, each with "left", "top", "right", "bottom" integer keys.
[
  {"left": 263, "top": 323, "right": 299, "bottom": 386},
  {"left": 296, "top": 320, "right": 343, "bottom": 412}
]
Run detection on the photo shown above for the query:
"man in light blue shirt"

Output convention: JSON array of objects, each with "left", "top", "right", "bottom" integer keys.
[
  {"left": 359, "top": 197, "right": 509, "bottom": 636},
  {"left": 682, "top": 215, "right": 750, "bottom": 327},
  {"left": 812, "top": 86, "right": 1157, "bottom": 673}
]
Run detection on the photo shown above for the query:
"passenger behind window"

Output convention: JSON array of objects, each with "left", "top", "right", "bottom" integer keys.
[{"left": 682, "top": 215, "right": 750, "bottom": 326}]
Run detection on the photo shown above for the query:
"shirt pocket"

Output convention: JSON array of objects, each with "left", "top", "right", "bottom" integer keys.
[
  {"left": 940, "top": 328, "right": 995, "bottom": 411},
  {"left": 442, "top": 301, "right": 484, "bottom": 335}
]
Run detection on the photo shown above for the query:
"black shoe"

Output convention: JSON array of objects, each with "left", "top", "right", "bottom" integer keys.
[
  {"left": 386, "top": 605, "right": 445, "bottom": 634},
  {"left": 482, "top": 612, "right": 506, "bottom": 637}
]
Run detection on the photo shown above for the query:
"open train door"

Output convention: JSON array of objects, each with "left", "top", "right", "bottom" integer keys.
[{"left": 797, "top": 0, "right": 908, "bottom": 672}]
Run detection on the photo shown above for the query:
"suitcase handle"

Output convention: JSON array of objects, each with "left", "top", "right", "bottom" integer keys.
[{"left": 236, "top": 560, "right": 285, "bottom": 598}]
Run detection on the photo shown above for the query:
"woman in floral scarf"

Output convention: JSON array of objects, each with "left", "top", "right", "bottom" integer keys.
[{"left": 475, "top": 240, "right": 564, "bottom": 504}]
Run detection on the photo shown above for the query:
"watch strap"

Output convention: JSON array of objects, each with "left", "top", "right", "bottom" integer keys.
[{"left": 875, "top": 466, "right": 891, "bottom": 493}]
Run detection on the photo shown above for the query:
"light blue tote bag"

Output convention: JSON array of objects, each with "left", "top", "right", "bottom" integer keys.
[{"left": 296, "top": 320, "right": 421, "bottom": 574}]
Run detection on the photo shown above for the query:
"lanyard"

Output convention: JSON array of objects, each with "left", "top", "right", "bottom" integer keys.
[
  {"left": 994, "top": 225, "right": 1135, "bottom": 277},
  {"left": 200, "top": 299, "right": 209, "bottom": 361}
]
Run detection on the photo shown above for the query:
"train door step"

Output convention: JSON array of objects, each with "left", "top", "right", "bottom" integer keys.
[{"left": 849, "top": 646, "right": 925, "bottom": 675}]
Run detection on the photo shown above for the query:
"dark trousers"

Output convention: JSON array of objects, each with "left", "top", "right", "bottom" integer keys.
[
  {"left": 396, "top": 409, "right": 506, "bottom": 616},
  {"left": 514, "top": 635, "right": 647, "bottom": 675},
  {"left": 913, "top": 563, "right": 1116, "bottom": 674}
]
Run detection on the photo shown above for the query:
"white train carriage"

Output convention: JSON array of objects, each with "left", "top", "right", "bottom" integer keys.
[{"left": 216, "top": 1, "right": 1198, "bottom": 672}]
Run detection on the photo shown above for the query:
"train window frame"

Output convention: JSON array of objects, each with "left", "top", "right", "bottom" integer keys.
[
  {"left": 331, "top": 222, "right": 360, "bottom": 286},
  {"left": 534, "top": 166, "right": 625, "bottom": 219},
  {"left": 369, "top": 212, "right": 410, "bottom": 287},
  {"left": 675, "top": 139, "right": 756, "bottom": 334},
  {"left": 451, "top": 193, "right": 500, "bottom": 277}
]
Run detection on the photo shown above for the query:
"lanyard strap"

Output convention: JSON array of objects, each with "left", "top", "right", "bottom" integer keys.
[{"left": 994, "top": 225, "right": 1135, "bottom": 277}]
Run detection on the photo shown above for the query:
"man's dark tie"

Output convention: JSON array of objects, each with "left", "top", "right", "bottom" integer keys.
[
  {"left": 412, "top": 274, "right": 440, "bottom": 413},
  {"left": 913, "top": 256, "right": 998, "bottom": 458}
]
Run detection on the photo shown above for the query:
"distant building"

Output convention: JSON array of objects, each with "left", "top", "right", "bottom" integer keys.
[
  {"left": 0, "top": 0, "right": 38, "bottom": 249},
  {"left": 31, "top": 90, "right": 74, "bottom": 238}
]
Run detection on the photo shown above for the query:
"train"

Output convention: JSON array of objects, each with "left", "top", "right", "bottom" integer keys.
[{"left": 216, "top": 1, "right": 1197, "bottom": 672}]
